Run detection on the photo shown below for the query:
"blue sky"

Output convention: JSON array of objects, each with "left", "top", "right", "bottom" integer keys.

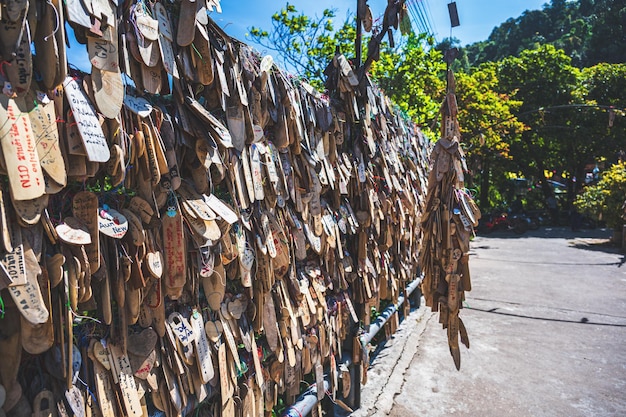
[
  {"left": 213, "top": 0, "right": 549, "bottom": 48},
  {"left": 67, "top": 1, "right": 550, "bottom": 73}
]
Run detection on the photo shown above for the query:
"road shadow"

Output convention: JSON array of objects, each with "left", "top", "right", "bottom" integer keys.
[
  {"left": 475, "top": 226, "right": 613, "bottom": 240},
  {"left": 569, "top": 237, "right": 624, "bottom": 257},
  {"left": 468, "top": 305, "right": 626, "bottom": 328}
]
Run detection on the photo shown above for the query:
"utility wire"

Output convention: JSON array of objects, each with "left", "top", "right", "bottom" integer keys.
[{"left": 423, "top": 0, "right": 438, "bottom": 41}]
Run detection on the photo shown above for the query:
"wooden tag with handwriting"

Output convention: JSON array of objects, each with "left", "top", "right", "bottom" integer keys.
[
  {"left": 27, "top": 90, "right": 67, "bottom": 186},
  {"left": 8, "top": 241, "right": 49, "bottom": 324},
  {"left": 109, "top": 344, "right": 143, "bottom": 417},
  {"left": 0, "top": 96, "right": 46, "bottom": 200},
  {"left": 162, "top": 209, "right": 186, "bottom": 299},
  {"left": 190, "top": 309, "right": 214, "bottom": 384},
  {"left": 63, "top": 77, "right": 110, "bottom": 162}
]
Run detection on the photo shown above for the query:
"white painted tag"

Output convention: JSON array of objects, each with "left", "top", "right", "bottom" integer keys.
[
  {"left": 253, "top": 125, "right": 264, "bottom": 141},
  {"left": 168, "top": 312, "right": 195, "bottom": 346},
  {"left": 98, "top": 207, "right": 128, "bottom": 239},
  {"left": 250, "top": 144, "right": 265, "bottom": 201},
  {"left": 145, "top": 252, "right": 163, "bottom": 279},
  {"left": 136, "top": 15, "right": 159, "bottom": 40},
  {"left": 357, "top": 160, "right": 366, "bottom": 183},
  {"left": 93, "top": 360, "right": 116, "bottom": 417},
  {"left": 63, "top": 77, "right": 110, "bottom": 162},
  {"left": 204, "top": 194, "right": 238, "bottom": 224},
  {"left": 65, "top": 385, "right": 86, "bottom": 417},
  {"left": 190, "top": 310, "right": 215, "bottom": 384},
  {"left": 56, "top": 217, "right": 92, "bottom": 245},
  {"left": 110, "top": 344, "right": 143, "bottom": 417},
  {"left": 123, "top": 94, "right": 153, "bottom": 117}
]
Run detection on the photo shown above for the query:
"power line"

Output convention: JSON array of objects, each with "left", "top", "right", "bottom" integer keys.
[
  {"left": 423, "top": 0, "right": 438, "bottom": 41},
  {"left": 406, "top": 0, "right": 436, "bottom": 40}
]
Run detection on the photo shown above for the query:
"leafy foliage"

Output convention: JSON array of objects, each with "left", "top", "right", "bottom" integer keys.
[
  {"left": 461, "top": 0, "right": 626, "bottom": 68},
  {"left": 369, "top": 33, "right": 445, "bottom": 126},
  {"left": 248, "top": 4, "right": 355, "bottom": 86},
  {"left": 248, "top": 3, "right": 447, "bottom": 125},
  {"left": 249, "top": 1, "right": 626, "bottom": 216},
  {"left": 494, "top": 45, "right": 580, "bottom": 198},
  {"left": 574, "top": 162, "right": 626, "bottom": 229},
  {"left": 454, "top": 64, "right": 526, "bottom": 208}
]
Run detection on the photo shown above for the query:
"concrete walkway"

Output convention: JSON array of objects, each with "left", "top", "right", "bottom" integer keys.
[{"left": 353, "top": 227, "right": 626, "bottom": 417}]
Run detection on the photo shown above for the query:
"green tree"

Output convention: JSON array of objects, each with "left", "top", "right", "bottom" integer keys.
[
  {"left": 574, "top": 162, "right": 626, "bottom": 230},
  {"left": 248, "top": 3, "right": 447, "bottom": 127},
  {"left": 464, "top": 0, "right": 626, "bottom": 68},
  {"left": 248, "top": 4, "right": 355, "bottom": 86},
  {"left": 496, "top": 45, "right": 580, "bottom": 204},
  {"left": 369, "top": 33, "right": 445, "bottom": 126},
  {"left": 564, "top": 63, "right": 626, "bottom": 192},
  {"left": 454, "top": 63, "right": 525, "bottom": 209}
]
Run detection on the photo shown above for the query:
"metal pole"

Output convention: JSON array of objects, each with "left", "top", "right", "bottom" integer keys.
[
  {"left": 282, "top": 277, "right": 422, "bottom": 417},
  {"left": 360, "top": 277, "right": 422, "bottom": 345},
  {"left": 282, "top": 380, "right": 330, "bottom": 417},
  {"left": 355, "top": 0, "right": 362, "bottom": 67}
]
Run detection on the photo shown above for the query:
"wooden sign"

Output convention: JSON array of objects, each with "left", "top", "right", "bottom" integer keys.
[
  {"left": 1, "top": 219, "right": 26, "bottom": 286},
  {"left": 11, "top": 193, "right": 48, "bottom": 225},
  {"left": 154, "top": 2, "right": 173, "bottom": 40},
  {"left": 56, "top": 217, "right": 92, "bottom": 245},
  {"left": 129, "top": 196, "right": 155, "bottom": 224},
  {"left": 63, "top": 77, "right": 110, "bottom": 162},
  {"left": 190, "top": 309, "right": 215, "bottom": 384},
  {"left": 98, "top": 207, "right": 128, "bottom": 239},
  {"left": 5, "top": 25, "right": 33, "bottom": 97},
  {"left": 109, "top": 344, "right": 143, "bottom": 417},
  {"left": 27, "top": 90, "right": 67, "bottom": 186},
  {"left": 88, "top": 36, "right": 119, "bottom": 72},
  {"left": 7, "top": 243, "right": 49, "bottom": 325},
  {"left": 92, "top": 67, "right": 124, "bottom": 120},
  {"left": 123, "top": 94, "right": 153, "bottom": 118},
  {"left": 72, "top": 191, "right": 100, "bottom": 272},
  {"left": 0, "top": 96, "right": 46, "bottom": 200},
  {"left": 162, "top": 209, "right": 186, "bottom": 298},
  {"left": 158, "top": 33, "right": 179, "bottom": 78},
  {"left": 92, "top": 360, "right": 117, "bottom": 417}
]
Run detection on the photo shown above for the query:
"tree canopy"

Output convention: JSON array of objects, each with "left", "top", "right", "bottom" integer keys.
[
  {"left": 460, "top": 0, "right": 626, "bottom": 68},
  {"left": 251, "top": 1, "right": 626, "bottom": 213}
]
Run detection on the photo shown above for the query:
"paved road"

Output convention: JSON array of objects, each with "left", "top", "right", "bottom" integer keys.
[{"left": 354, "top": 227, "right": 626, "bottom": 417}]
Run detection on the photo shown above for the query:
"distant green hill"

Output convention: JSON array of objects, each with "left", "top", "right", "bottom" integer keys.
[{"left": 457, "top": 0, "right": 625, "bottom": 68}]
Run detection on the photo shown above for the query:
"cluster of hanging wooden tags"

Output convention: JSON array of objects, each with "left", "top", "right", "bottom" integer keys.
[
  {"left": 420, "top": 69, "right": 480, "bottom": 370},
  {"left": 0, "top": 0, "right": 455, "bottom": 416}
]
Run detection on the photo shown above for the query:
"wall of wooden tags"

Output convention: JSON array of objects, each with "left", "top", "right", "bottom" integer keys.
[{"left": 0, "top": 1, "right": 432, "bottom": 416}]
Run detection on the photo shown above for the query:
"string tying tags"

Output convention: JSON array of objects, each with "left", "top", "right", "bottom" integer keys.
[{"left": 43, "top": 0, "right": 61, "bottom": 41}]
